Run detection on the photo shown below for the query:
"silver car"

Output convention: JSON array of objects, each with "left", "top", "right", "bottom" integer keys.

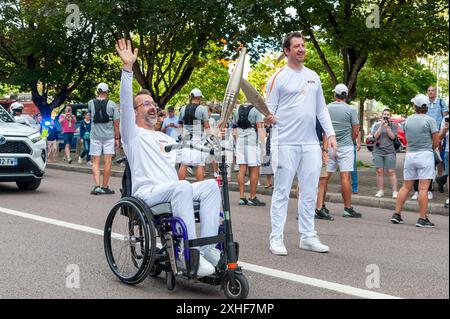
[{"left": 0, "top": 106, "right": 47, "bottom": 190}]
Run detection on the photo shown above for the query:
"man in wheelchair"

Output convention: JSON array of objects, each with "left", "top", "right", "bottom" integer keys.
[{"left": 116, "top": 39, "right": 221, "bottom": 277}]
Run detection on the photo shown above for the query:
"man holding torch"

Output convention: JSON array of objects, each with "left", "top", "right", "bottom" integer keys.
[{"left": 265, "top": 32, "right": 338, "bottom": 255}]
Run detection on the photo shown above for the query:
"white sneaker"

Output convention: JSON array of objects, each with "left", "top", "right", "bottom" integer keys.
[
  {"left": 245, "top": 180, "right": 250, "bottom": 186},
  {"left": 196, "top": 255, "right": 215, "bottom": 277},
  {"left": 428, "top": 191, "right": 433, "bottom": 200},
  {"left": 201, "top": 246, "right": 221, "bottom": 267},
  {"left": 392, "top": 191, "right": 398, "bottom": 199},
  {"left": 269, "top": 236, "right": 287, "bottom": 256},
  {"left": 299, "top": 235, "right": 329, "bottom": 253},
  {"left": 78, "top": 156, "right": 82, "bottom": 164},
  {"left": 375, "top": 190, "right": 384, "bottom": 198},
  {"left": 411, "top": 192, "right": 419, "bottom": 200},
  {"left": 86, "top": 161, "right": 93, "bottom": 166}
]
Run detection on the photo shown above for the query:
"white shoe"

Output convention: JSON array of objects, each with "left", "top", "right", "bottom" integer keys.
[
  {"left": 411, "top": 192, "right": 419, "bottom": 200},
  {"left": 233, "top": 164, "right": 239, "bottom": 172},
  {"left": 428, "top": 191, "right": 433, "bottom": 200},
  {"left": 299, "top": 235, "right": 329, "bottom": 253},
  {"left": 86, "top": 161, "right": 93, "bottom": 166},
  {"left": 245, "top": 180, "right": 250, "bottom": 186},
  {"left": 78, "top": 156, "right": 82, "bottom": 164},
  {"left": 196, "top": 255, "right": 215, "bottom": 277},
  {"left": 201, "top": 246, "right": 221, "bottom": 266},
  {"left": 375, "top": 190, "right": 384, "bottom": 198},
  {"left": 392, "top": 191, "right": 398, "bottom": 199},
  {"left": 269, "top": 236, "right": 287, "bottom": 256}
]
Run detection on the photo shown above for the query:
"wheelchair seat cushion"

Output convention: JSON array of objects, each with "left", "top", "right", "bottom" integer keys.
[{"left": 150, "top": 200, "right": 201, "bottom": 217}]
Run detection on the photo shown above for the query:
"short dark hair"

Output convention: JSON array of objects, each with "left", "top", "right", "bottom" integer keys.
[
  {"left": 335, "top": 92, "right": 347, "bottom": 100},
  {"left": 133, "top": 89, "right": 152, "bottom": 109},
  {"left": 283, "top": 31, "right": 305, "bottom": 52},
  {"left": 415, "top": 104, "right": 428, "bottom": 114},
  {"left": 382, "top": 108, "right": 391, "bottom": 114}
]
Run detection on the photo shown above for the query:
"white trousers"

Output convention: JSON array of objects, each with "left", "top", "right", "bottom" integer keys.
[
  {"left": 270, "top": 145, "right": 322, "bottom": 240},
  {"left": 135, "top": 180, "right": 221, "bottom": 245}
]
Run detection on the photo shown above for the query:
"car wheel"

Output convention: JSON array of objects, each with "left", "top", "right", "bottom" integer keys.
[{"left": 16, "top": 179, "right": 42, "bottom": 191}]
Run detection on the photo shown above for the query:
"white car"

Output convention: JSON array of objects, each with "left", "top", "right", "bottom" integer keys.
[{"left": 0, "top": 106, "right": 47, "bottom": 190}]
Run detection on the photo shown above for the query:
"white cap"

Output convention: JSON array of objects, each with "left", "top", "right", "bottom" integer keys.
[
  {"left": 97, "top": 83, "right": 109, "bottom": 93},
  {"left": 10, "top": 102, "right": 24, "bottom": 111},
  {"left": 333, "top": 84, "right": 349, "bottom": 95},
  {"left": 411, "top": 94, "right": 429, "bottom": 107},
  {"left": 190, "top": 88, "right": 203, "bottom": 97}
]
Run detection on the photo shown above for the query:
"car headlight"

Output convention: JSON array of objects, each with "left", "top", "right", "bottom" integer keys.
[{"left": 28, "top": 132, "right": 42, "bottom": 143}]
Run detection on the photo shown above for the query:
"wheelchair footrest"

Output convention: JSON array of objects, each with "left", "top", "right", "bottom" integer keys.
[
  {"left": 188, "top": 248, "right": 200, "bottom": 278},
  {"left": 188, "top": 234, "right": 226, "bottom": 248}
]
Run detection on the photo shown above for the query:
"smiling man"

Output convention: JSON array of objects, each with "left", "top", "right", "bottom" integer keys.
[
  {"left": 116, "top": 39, "right": 221, "bottom": 277},
  {"left": 265, "top": 32, "right": 337, "bottom": 255}
]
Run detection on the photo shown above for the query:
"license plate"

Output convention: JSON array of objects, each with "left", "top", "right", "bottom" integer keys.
[{"left": 0, "top": 158, "right": 18, "bottom": 166}]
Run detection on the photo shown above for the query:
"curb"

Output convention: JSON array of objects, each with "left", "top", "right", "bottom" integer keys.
[{"left": 47, "top": 163, "right": 449, "bottom": 216}]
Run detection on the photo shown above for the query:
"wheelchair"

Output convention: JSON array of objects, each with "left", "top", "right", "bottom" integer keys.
[{"left": 103, "top": 157, "right": 249, "bottom": 299}]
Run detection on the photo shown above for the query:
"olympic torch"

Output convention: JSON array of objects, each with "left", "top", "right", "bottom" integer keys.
[
  {"left": 240, "top": 78, "right": 271, "bottom": 116},
  {"left": 218, "top": 47, "right": 247, "bottom": 128}
]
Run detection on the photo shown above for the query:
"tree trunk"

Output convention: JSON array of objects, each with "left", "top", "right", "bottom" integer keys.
[
  {"left": 31, "top": 93, "right": 52, "bottom": 119},
  {"left": 359, "top": 99, "right": 365, "bottom": 140}
]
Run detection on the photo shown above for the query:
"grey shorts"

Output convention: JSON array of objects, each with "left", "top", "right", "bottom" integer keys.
[{"left": 373, "top": 153, "right": 396, "bottom": 170}]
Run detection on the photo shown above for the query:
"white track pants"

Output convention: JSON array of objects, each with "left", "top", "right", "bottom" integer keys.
[
  {"left": 270, "top": 145, "right": 322, "bottom": 240},
  {"left": 135, "top": 180, "right": 221, "bottom": 244}
]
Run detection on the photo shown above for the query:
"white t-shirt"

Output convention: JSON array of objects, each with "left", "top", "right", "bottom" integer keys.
[
  {"left": 266, "top": 66, "right": 335, "bottom": 146},
  {"left": 120, "top": 70, "right": 179, "bottom": 195}
]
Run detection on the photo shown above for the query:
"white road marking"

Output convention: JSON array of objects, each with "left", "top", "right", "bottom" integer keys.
[{"left": 0, "top": 206, "right": 401, "bottom": 299}]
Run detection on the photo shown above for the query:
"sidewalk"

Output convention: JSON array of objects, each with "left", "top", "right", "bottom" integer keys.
[{"left": 47, "top": 150, "right": 449, "bottom": 216}]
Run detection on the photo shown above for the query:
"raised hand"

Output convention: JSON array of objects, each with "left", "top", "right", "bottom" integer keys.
[{"left": 115, "top": 38, "right": 138, "bottom": 72}]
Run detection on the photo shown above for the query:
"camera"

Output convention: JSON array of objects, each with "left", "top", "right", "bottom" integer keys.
[{"left": 445, "top": 117, "right": 449, "bottom": 123}]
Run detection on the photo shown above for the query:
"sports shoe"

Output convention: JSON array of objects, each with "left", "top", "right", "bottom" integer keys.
[
  {"left": 322, "top": 206, "right": 331, "bottom": 215},
  {"left": 343, "top": 207, "right": 362, "bottom": 218},
  {"left": 247, "top": 197, "right": 266, "bottom": 206},
  {"left": 67, "top": 157, "right": 72, "bottom": 164},
  {"left": 315, "top": 208, "right": 334, "bottom": 221},
  {"left": 90, "top": 186, "right": 105, "bottom": 195},
  {"left": 238, "top": 198, "right": 248, "bottom": 205},
  {"left": 269, "top": 236, "right": 287, "bottom": 256},
  {"left": 416, "top": 217, "right": 435, "bottom": 228},
  {"left": 177, "top": 254, "right": 215, "bottom": 277},
  {"left": 299, "top": 235, "right": 329, "bottom": 253},
  {"left": 201, "top": 246, "right": 221, "bottom": 267},
  {"left": 411, "top": 192, "right": 418, "bottom": 200},
  {"left": 428, "top": 191, "right": 433, "bottom": 200},
  {"left": 390, "top": 213, "right": 404, "bottom": 224},
  {"left": 187, "top": 167, "right": 194, "bottom": 176},
  {"left": 245, "top": 180, "right": 261, "bottom": 186},
  {"left": 375, "top": 190, "right": 384, "bottom": 198},
  {"left": 445, "top": 198, "right": 449, "bottom": 208},
  {"left": 392, "top": 191, "right": 398, "bottom": 199},
  {"left": 78, "top": 156, "right": 82, "bottom": 164},
  {"left": 86, "top": 161, "right": 93, "bottom": 166},
  {"left": 101, "top": 186, "right": 115, "bottom": 195}
]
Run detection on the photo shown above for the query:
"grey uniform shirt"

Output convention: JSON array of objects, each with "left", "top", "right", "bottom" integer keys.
[
  {"left": 88, "top": 99, "right": 119, "bottom": 141},
  {"left": 327, "top": 101, "right": 359, "bottom": 147},
  {"left": 371, "top": 122, "right": 398, "bottom": 155},
  {"left": 405, "top": 114, "right": 438, "bottom": 152},
  {"left": 179, "top": 104, "right": 209, "bottom": 140}
]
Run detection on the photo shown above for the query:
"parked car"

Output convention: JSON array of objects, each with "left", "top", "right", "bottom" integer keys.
[
  {"left": 53, "top": 104, "right": 88, "bottom": 151},
  {"left": 0, "top": 105, "right": 47, "bottom": 191},
  {"left": 366, "top": 118, "right": 407, "bottom": 152}
]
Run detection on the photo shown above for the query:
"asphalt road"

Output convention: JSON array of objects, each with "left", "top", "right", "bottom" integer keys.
[{"left": 0, "top": 168, "right": 448, "bottom": 299}]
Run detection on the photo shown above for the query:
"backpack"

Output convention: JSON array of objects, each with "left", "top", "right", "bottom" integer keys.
[
  {"left": 93, "top": 99, "right": 111, "bottom": 124},
  {"left": 182, "top": 103, "right": 201, "bottom": 126},
  {"left": 237, "top": 105, "right": 255, "bottom": 129}
]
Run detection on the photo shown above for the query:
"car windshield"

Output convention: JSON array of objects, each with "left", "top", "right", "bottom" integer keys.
[{"left": 0, "top": 106, "right": 14, "bottom": 123}]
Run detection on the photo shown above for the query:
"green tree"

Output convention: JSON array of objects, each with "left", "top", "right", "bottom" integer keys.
[
  {"left": 0, "top": 0, "right": 105, "bottom": 118},
  {"left": 237, "top": 0, "right": 448, "bottom": 99},
  {"left": 100, "top": 0, "right": 238, "bottom": 108}
]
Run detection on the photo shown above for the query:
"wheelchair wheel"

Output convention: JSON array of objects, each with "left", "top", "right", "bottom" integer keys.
[
  {"left": 222, "top": 273, "right": 249, "bottom": 299},
  {"left": 166, "top": 271, "right": 176, "bottom": 291},
  {"left": 104, "top": 198, "right": 156, "bottom": 285}
]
